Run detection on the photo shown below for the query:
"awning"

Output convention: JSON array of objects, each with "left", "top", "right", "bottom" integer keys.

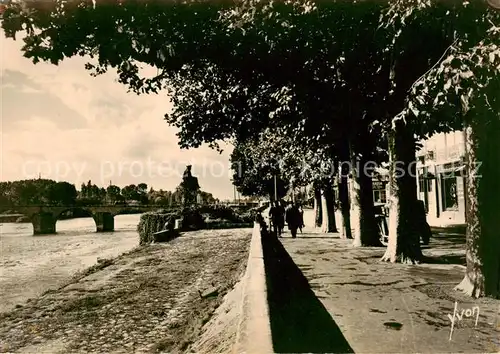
[{"left": 440, "top": 164, "right": 466, "bottom": 177}]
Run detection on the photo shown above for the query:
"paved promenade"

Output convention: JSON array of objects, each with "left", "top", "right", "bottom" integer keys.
[{"left": 277, "top": 224, "right": 500, "bottom": 353}]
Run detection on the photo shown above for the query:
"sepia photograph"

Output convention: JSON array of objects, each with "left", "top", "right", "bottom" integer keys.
[{"left": 1, "top": 0, "right": 499, "bottom": 353}]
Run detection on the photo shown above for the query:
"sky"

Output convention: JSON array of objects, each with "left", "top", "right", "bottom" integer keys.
[{"left": 0, "top": 30, "right": 236, "bottom": 200}]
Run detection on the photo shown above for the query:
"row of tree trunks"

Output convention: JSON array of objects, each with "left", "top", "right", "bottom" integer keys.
[
  {"left": 381, "top": 120, "right": 423, "bottom": 264},
  {"left": 311, "top": 117, "right": 498, "bottom": 299},
  {"left": 314, "top": 156, "right": 377, "bottom": 243},
  {"left": 321, "top": 183, "right": 337, "bottom": 233},
  {"left": 310, "top": 129, "right": 420, "bottom": 254},
  {"left": 309, "top": 119, "right": 498, "bottom": 298},
  {"left": 349, "top": 151, "right": 362, "bottom": 243},
  {"left": 456, "top": 115, "right": 500, "bottom": 299},
  {"left": 313, "top": 183, "right": 322, "bottom": 228},
  {"left": 338, "top": 172, "right": 353, "bottom": 239},
  {"left": 350, "top": 149, "right": 382, "bottom": 247},
  {"left": 313, "top": 180, "right": 338, "bottom": 233}
]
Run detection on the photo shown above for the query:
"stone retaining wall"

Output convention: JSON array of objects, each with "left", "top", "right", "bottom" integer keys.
[{"left": 233, "top": 222, "right": 274, "bottom": 353}]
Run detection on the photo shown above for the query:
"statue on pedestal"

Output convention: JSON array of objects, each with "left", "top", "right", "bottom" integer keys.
[{"left": 180, "top": 165, "right": 200, "bottom": 207}]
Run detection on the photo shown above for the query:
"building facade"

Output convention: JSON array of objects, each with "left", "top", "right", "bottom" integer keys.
[
  {"left": 304, "top": 131, "right": 467, "bottom": 227},
  {"left": 416, "top": 130, "right": 466, "bottom": 226},
  {"left": 372, "top": 168, "right": 389, "bottom": 204}
]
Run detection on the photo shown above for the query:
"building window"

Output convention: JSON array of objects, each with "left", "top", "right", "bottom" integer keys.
[
  {"left": 379, "top": 190, "right": 386, "bottom": 203},
  {"left": 419, "top": 172, "right": 433, "bottom": 193},
  {"left": 441, "top": 176, "right": 458, "bottom": 210},
  {"left": 373, "top": 190, "right": 387, "bottom": 203},
  {"left": 419, "top": 179, "right": 425, "bottom": 192},
  {"left": 420, "top": 178, "right": 433, "bottom": 192}
]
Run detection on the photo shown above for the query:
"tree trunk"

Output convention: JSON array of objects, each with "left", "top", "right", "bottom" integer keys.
[
  {"left": 357, "top": 166, "right": 382, "bottom": 247},
  {"left": 456, "top": 117, "right": 500, "bottom": 299},
  {"left": 321, "top": 183, "right": 338, "bottom": 233},
  {"left": 338, "top": 162, "right": 352, "bottom": 239},
  {"left": 313, "top": 183, "right": 322, "bottom": 228},
  {"left": 381, "top": 120, "right": 423, "bottom": 263},
  {"left": 349, "top": 147, "right": 362, "bottom": 244},
  {"left": 350, "top": 153, "right": 382, "bottom": 247}
]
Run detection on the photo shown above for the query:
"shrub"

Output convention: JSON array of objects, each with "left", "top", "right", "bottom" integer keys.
[
  {"left": 204, "top": 221, "right": 254, "bottom": 229},
  {"left": 198, "top": 205, "right": 237, "bottom": 221},
  {"left": 238, "top": 209, "right": 257, "bottom": 223},
  {"left": 198, "top": 205, "right": 256, "bottom": 223},
  {"left": 180, "top": 207, "right": 206, "bottom": 230},
  {"left": 137, "top": 211, "right": 179, "bottom": 245},
  {"left": 138, "top": 206, "right": 258, "bottom": 244}
]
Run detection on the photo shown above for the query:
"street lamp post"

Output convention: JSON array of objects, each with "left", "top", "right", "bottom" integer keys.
[{"left": 274, "top": 174, "right": 278, "bottom": 201}]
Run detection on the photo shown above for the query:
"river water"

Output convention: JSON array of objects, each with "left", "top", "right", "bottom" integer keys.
[{"left": 0, "top": 214, "right": 141, "bottom": 314}]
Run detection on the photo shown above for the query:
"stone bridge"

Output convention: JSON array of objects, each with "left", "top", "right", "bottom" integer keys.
[{"left": 4, "top": 205, "right": 166, "bottom": 235}]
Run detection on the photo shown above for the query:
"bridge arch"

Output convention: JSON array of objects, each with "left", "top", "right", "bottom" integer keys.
[
  {"left": 4, "top": 207, "right": 114, "bottom": 235},
  {"left": 1, "top": 208, "right": 49, "bottom": 235},
  {"left": 55, "top": 207, "right": 93, "bottom": 221},
  {"left": 10, "top": 207, "right": 95, "bottom": 235},
  {"left": 54, "top": 207, "right": 97, "bottom": 234},
  {"left": 3, "top": 204, "right": 161, "bottom": 235},
  {"left": 55, "top": 207, "right": 116, "bottom": 233},
  {"left": 1, "top": 208, "right": 32, "bottom": 223}
]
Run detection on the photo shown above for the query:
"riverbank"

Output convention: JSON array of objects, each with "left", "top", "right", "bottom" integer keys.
[
  {"left": 0, "top": 228, "right": 251, "bottom": 353},
  {"left": 0, "top": 215, "right": 142, "bottom": 314}
]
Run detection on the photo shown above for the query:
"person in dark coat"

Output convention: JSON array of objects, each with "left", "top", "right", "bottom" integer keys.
[
  {"left": 297, "top": 203, "right": 305, "bottom": 233},
  {"left": 416, "top": 200, "right": 432, "bottom": 245},
  {"left": 269, "top": 201, "right": 283, "bottom": 237},
  {"left": 285, "top": 202, "right": 301, "bottom": 238},
  {"left": 277, "top": 200, "right": 286, "bottom": 236}
]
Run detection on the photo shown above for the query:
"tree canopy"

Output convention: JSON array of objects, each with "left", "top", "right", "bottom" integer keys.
[
  {"left": 3, "top": 0, "right": 500, "bottom": 293},
  {"left": 3, "top": 0, "right": 494, "bottom": 153},
  {"left": 0, "top": 179, "right": 77, "bottom": 208},
  {"left": 0, "top": 0, "right": 396, "bottom": 151}
]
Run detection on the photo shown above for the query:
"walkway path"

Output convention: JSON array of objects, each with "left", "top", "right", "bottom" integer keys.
[{"left": 278, "top": 226, "right": 500, "bottom": 353}]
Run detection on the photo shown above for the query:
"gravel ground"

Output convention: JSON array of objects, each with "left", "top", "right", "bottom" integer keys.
[{"left": 0, "top": 228, "right": 251, "bottom": 353}]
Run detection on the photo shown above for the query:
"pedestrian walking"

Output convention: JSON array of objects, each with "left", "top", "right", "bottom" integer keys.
[
  {"left": 277, "top": 200, "right": 286, "bottom": 236},
  {"left": 297, "top": 203, "right": 305, "bottom": 233},
  {"left": 269, "top": 201, "right": 284, "bottom": 237},
  {"left": 285, "top": 201, "right": 302, "bottom": 238}
]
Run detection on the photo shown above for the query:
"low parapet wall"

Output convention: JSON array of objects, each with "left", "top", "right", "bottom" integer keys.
[{"left": 233, "top": 222, "right": 274, "bottom": 354}]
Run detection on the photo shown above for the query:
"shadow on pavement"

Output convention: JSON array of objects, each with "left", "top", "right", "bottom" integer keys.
[
  {"left": 290, "top": 236, "right": 340, "bottom": 240},
  {"left": 423, "top": 253, "right": 466, "bottom": 265},
  {"left": 420, "top": 225, "right": 466, "bottom": 265},
  {"left": 261, "top": 228, "right": 354, "bottom": 353},
  {"left": 430, "top": 224, "right": 466, "bottom": 235}
]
